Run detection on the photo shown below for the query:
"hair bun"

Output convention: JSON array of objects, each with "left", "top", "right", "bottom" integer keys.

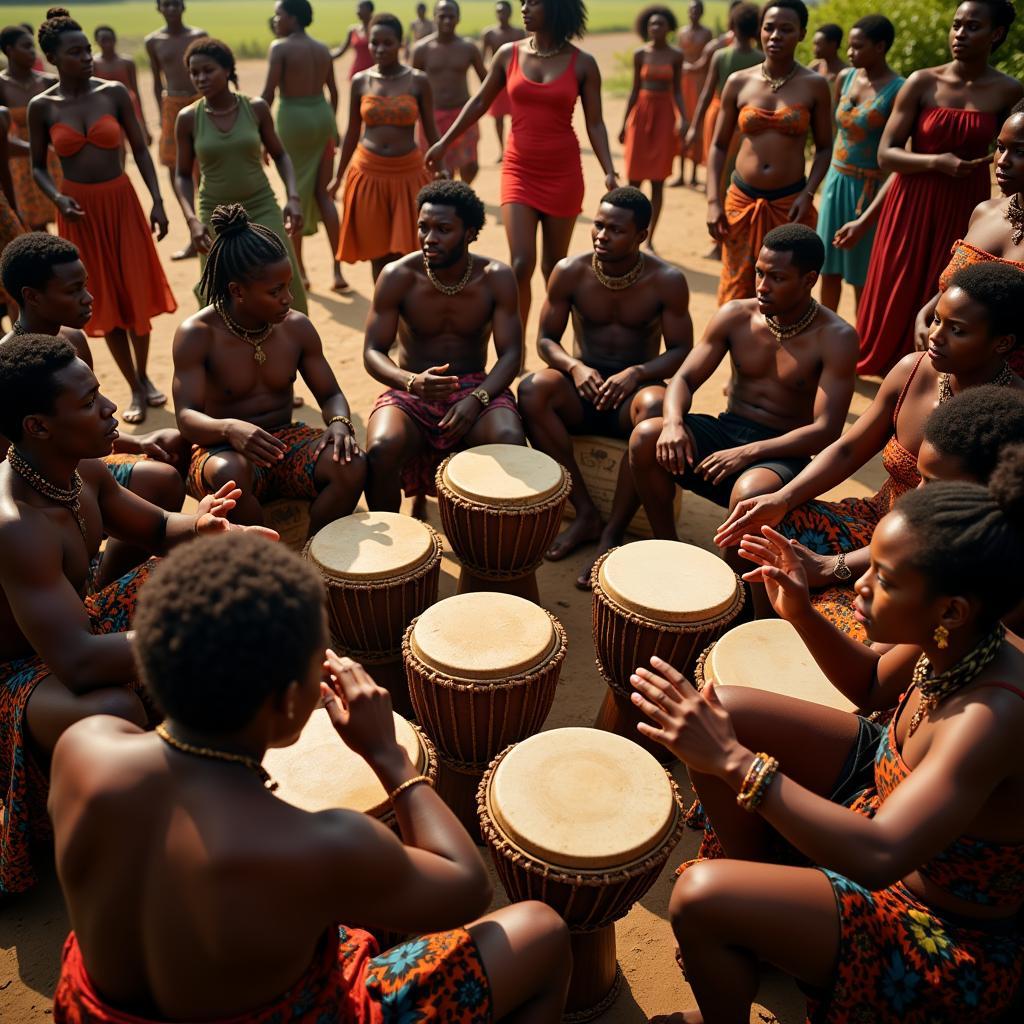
[
  {"left": 210, "top": 203, "right": 251, "bottom": 238},
  {"left": 45, "top": 7, "right": 72, "bottom": 18},
  {"left": 989, "top": 443, "right": 1024, "bottom": 531}
]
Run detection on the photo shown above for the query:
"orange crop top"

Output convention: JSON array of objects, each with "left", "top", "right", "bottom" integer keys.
[
  {"left": 360, "top": 94, "right": 419, "bottom": 128},
  {"left": 51, "top": 114, "right": 122, "bottom": 157},
  {"left": 738, "top": 104, "right": 810, "bottom": 137}
]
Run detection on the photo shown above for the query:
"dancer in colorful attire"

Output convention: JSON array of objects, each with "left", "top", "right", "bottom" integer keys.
[
  {"left": 855, "top": 0, "right": 1022, "bottom": 377},
  {"left": 479, "top": 0, "right": 524, "bottom": 162},
  {"left": 333, "top": 0, "right": 375, "bottom": 78},
  {"left": 174, "top": 37, "right": 307, "bottom": 314},
  {"left": 817, "top": 16, "right": 903, "bottom": 314},
  {"left": 634, "top": 439, "right": 1024, "bottom": 1023},
  {"left": 263, "top": 0, "right": 349, "bottom": 294},
  {"left": 48, "top": 532, "right": 572, "bottom": 1021},
  {"left": 672, "top": 1, "right": 712, "bottom": 187},
  {"left": 426, "top": 0, "right": 618, "bottom": 330},
  {"left": 331, "top": 13, "right": 435, "bottom": 282},
  {"left": 915, "top": 101, "right": 1024, "bottom": 376},
  {"left": 0, "top": 24, "right": 61, "bottom": 230},
  {"left": 29, "top": 7, "right": 176, "bottom": 427},
  {"left": 620, "top": 6, "right": 686, "bottom": 252},
  {"left": 707, "top": 0, "right": 833, "bottom": 306},
  {"left": 92, "top": 25, "right": 149, "bottom": 146},
  {"left": 716, "top": 263, "right": 1024, "bottom": 630}
]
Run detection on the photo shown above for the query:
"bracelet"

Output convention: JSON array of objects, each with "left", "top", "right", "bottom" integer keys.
[
  {"left": 327, "top": 414, "right": 354, "bottom": 434},
  {"left": 736, "top": 752, "right": 779, "bottom": 813},
  {"left": 832, "top": 550, "right": 852, "bottom": 582},
  {"left": 389, "top": 774, "right": 433, "bottom": 803},
  {"left": 405, "top": 373, "right": 417, "bottom": 393},
  {"left": 470, "top": 387, "right": 490, "bottom": 407}
]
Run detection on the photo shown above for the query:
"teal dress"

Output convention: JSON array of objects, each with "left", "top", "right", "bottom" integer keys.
[
  {"left": 818, "top": 72, "right": 904, "bottom": 287},
  {"left": 194, "top": 95, "right": 307, "bottom": 312}
]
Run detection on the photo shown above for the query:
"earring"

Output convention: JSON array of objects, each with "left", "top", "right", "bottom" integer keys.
[{"left": 933, "top": 625, "right": 949, "bottom": 650}]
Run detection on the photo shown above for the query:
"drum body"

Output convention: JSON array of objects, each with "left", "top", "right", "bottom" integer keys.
[
  {"left": 436, "top": 444, "right": 570, "bottom": 603},
  {"left": 695, "top": 619, "right": 856, "bottom": 712},
  {"left": 479, "top": 728, "right": 684, "bottom": 1020}
]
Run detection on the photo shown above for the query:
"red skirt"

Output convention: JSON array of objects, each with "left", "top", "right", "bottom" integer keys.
[
  {"left": 57, "top": 175, "right": 176, "bottom": 337},
  {"left": 625, "top": 89, "right": 677, "bottom": 182}
]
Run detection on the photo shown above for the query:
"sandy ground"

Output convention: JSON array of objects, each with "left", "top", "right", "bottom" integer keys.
[{"left": 1, "top": 34, "right": 886, "bottom": 1022}]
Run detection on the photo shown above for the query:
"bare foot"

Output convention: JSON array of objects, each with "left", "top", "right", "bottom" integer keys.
[
  {"left": 545, "top": 509, "right": 602, "bottom": 561},
  {"left": 575, "top": 528, "right": 622, "bottom": 589},
  {"left": 142, "top": 375, "right": 166, "bottom": 408},
  {"left": 123, "top": 392, "right": 147, "bottom": 425},
  {"left": 332, "top": 266, "right": 352, "bottom": 293},
  {"left": 411, "top": 493, "right": 427, "bottom": 521},
  {"left": 668, "top": 176, "right": 687, "bottom": 188},
  {"left": 171, "top": 242, "right": 197, "bottom": 261}
]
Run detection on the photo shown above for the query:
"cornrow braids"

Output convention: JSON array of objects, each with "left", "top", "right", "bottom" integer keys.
[{"left": 197, "top": 203, "right": 289, "bottom": 306}]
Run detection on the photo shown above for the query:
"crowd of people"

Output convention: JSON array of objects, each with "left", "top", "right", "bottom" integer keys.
[{"left": 1, "top": 0, "right": 1024, "bottom": 1022}]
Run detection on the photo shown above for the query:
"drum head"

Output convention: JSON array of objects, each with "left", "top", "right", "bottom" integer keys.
[
  {"left": 442, "top": 444, "right": 564, "bottom": 507},
  {"left": 410, "top": 592, "right": 556, "bottom": 680},
  {"left": 598, "top": 540, "right": 737, "bottom": 624},
  {"left": 265, "top": 708, "right": 424, "bottom": 815},
  {"left": 705, "top": 620, "right": 855, "bottom": 712},
  {"left": 308, "top": 511, "right": 435, "bottom": 582},
  {"left": 489, "top": 728, "right": 676, "bottom": 869}
]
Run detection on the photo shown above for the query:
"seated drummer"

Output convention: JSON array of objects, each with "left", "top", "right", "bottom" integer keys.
[
  {"left": 633, "top": 445, "right": 1024, "bottom": 1024},
  {"left": 173, "top": 204, "right": 365, "bottom": 536},
  {"left": 629, "top": 224, "right": 858, "bottom": 558},
  {"left": 363, "top": 180, "right": 525, "bottom": 513},
  {"left": 48, "top": 533, "right": 572, "bottom": 1020},
  {"left": 518, "top": 187, "right": 693, "bottom": 587},
  {"left": 0, "top": 333, "right": 272, "bottom": 897}
]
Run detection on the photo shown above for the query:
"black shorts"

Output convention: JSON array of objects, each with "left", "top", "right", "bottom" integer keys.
[
  {"left": 676, "top": 411, "right": 809, "bottom": 507},
  {"left": 563, "top": 361, "right": 663, "bottom": 441}
]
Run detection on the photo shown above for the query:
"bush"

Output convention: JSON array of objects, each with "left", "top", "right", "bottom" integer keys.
[{"left": 799, "top": 0, "right": 1024, "bottom": 81}]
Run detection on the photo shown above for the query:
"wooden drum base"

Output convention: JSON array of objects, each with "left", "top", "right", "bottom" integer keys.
[
  {"left": 361, "top": 655, "right": 414, "bottom": 720},
  {"left": 594, "top": 687, "right": 675, "bottom": 765},
  {"left": 565, "top": 925, "right": 622, "bottom": 1022},
  {"left": 454, "top": 565, "right": 540, "bottom": 605},
  {"left": 436, "top": 760, "right": 485, "bottom": 843}
]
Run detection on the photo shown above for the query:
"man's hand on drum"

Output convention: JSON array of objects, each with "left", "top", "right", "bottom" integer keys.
[
  {"left": 714, "top": 490, "right": 789, "bottom": 549},
  {"left": 654, "top": 420, "right": 694, "bottom": 476},
  {"left": 439, "top": 396, "right": 482, "bottom": 443},
  {"left": 736, "top": 525, "right": 816, "bottom": 622},
  {"left": 629, "top": 655, "right": 749, "bottom": 777},
  {"left": 321, "top": 651, "right": 404, "bottom": 769},
  {"left": 411, "top": 363, "right": 460, "bottom": 401}
]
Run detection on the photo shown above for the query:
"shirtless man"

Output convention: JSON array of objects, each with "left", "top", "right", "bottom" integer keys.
[
  {"left": 518, "top": 187, "right": 692, "bottom": 588},
  {"left": 673, "top": 0, "right": 713, "bottom": 187},
  {"left": 0, "top": 332, "right": 272, "bottom": 895},
  {"left": 363, "top": 180, "right": 524, "bottom": 513},
  {"left": 628, "top": 224, "right": 858, "bottom": 565},
  {"left": 809, "top": 22, "right": 848, "bottom": 83},
  {"left": 480, "top": 1, "right": 525, "bottom": 161},
  {"left": 406, "top": 1, "right": 434, "bottom": 56},
  {"left": 173, "top": 204, "right": 365, "bottom": 535},
  {"left": 144, "top": 0, "right": 206, "bottom": 260},
  {"left": 412, "top": 0, "right": 485, "bottom": 183}
]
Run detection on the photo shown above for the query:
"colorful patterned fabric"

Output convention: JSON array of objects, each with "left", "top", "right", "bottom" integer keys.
[
  {"left": 8, "top": 107, "right": 62, "bottom": 228},
  {"left": 419, "top": 107, "right": 479, "bottom": 173},
  {"left": 811, "top": 586, "right": 865, "bottom": 643},
  {"left": 101, "top": 453, "right": 145, "bottom": 489},
  {"left": 187, "top": 422, "right": 322, "bottom": 502},
  {"left": 54, "top": 924, "right": 491, "bottom": 1023},
  {"left": 0, "top": 559, "right": 154, "bottom": 895},
  {"left": 370, "top": 371, "right": 520, "bottom": 497}
]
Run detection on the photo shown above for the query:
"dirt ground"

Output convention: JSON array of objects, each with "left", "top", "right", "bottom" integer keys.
[{"left": 1, "top": 34, "right": 886, "bottom": 1022}]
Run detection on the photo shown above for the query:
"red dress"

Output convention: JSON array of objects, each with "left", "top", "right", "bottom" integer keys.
[
  {"left": 624, "top": 62, "right": 678, "bottom": 182},
  {"left": 855, "top": 107, "right": 998, "bottom": 377},
  {"left": 501, "top": 45, "right": 584, "bottom": 218}
]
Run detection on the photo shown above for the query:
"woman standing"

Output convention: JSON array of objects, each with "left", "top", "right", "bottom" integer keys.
[
  {"left": 817, "top": 16, "right": 903, "bottom": 313},
  {"left": 855, "top": 0, "right": 1022, "bottom": 377},
  {"left": 92, "top": 25, "right": 149, "bottom": 146},
  {"left": 0, "top": 24, "right": 61, "bottom": 230},
  {"left": 173, "top": 37, "right": 307, "bottom": 313},
  {"left": 330, "top": 13, "right": 434, "bottom": 282},
  {"left": 425, "top": 0, "right": 617, "bottom": 328},
  {"left": 28, "top": 7, "right": 175, "bottom": 426},
  {"left": 0, "top": 107, "right": 26, "bottom": 323},
  {"left": 333, "top": 0, "right": 374, "bottom": 79},
  {"left": 620, "top": 5, "right": 685, "bottom": 252}
]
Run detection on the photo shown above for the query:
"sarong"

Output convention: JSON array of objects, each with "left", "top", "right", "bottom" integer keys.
[
  {"left": 187, "top": 422, "right": 322, "bottom": 502},
  {"left": 276, "top": 95, "right": 336, "bottom": 237},
  {"left": 0, "top": 560, "right": 154, "bottom": 895},
  {"left": 159, "top": 94, "right": 198, "bottom": 168},
  {"left": 0, "top": 189, "right": 25, "bottom": 306},
  {"left": 337, "top": 145, "right": 430, "bottom": 264},
  {"left": 8, "top": 106, "right": 62, "bottom": 227},
  {"left": 418, "top": 107, "right": 479, "bottom": 173},
  {"left": 718, "top": 174, "right": 816, "bottom": 305},
  {"left": 101, "top": 453, "right": 145, "bottom": 489},
  {"left": 681, "top": 66, "right": 703, "bottom": 163},
  {"left": 57, "top": 175, "right": 177, "bottom": 338},
  {"left": 488, "top": 87, "right": 511, "bottom": 119},
  {"left": 370, "top": 371, "right": 519, "bottom": 497},
  {"left": 54, "top": 925, "right": 491, "bottom": 1023}
]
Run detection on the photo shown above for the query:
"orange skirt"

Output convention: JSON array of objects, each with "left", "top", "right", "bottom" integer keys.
[
  {"left": 0, "top": 190, "right": 25, "bottom": 305},
  {"left": 681, "top": 67, "right": 703, "bottom": 163},
  {"left": 625, "top": 90, "right": 677, "bottom": 183},
  {"left": 57, "top": 175, "right": 177, "bottom": 337},
  {"left": 337, "top": 144, "right": 431, "bottom": 264}
]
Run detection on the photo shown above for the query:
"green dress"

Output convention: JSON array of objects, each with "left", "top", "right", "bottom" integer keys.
[
  {"left": 194, "top": 95, "right": 308, "bottom": 312},
  {"left": 276, "top": 94, "right": 336, "bottom": 237}
]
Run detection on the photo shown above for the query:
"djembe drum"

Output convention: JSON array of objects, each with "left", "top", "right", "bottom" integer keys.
[
  {"left": 306, "top": 511, "right": 442, "bottom": 716},
  {"left": 478, "top": 727, "right": 685, "bottom": 1021},
  {"left": 591, "top": 540, "right": 745, "bottom": 759},
  {"left": 435, "top": 444, "right": 570, "bottom": 604},
  {"left": 695, "top": 619, "right": 856, "bottom": 711},
  {"left": 403, "top": 592, "right": 567, "bottom": 833}
]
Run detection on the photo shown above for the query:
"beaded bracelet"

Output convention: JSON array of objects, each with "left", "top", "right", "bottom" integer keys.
[
  {"left": 389, "top": 774, "right": 433, "bottom": 803},
  {"left": 736, "top": 753, "right": 779, "bottom": 812},
  {"left": 327, "top": 415, "right": 354, "bottom": 434}
]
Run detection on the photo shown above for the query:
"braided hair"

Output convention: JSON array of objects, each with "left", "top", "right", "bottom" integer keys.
[
  {"left": 37, "top": 7, "right": 81, "bottom": 57},
  {"left": 896, "top": 445, "right": 1024, "bottom": 623},
  {"left": 197, "top": 204, "right": 289, "bottom": 306}
]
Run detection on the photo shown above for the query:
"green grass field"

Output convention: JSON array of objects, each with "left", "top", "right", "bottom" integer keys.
[{"left": 0, "top": 1, "right": 731, "bottom": 60}]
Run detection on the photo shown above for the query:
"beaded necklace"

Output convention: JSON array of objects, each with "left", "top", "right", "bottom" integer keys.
[
  {"left": 765, "top": 299, "right": 819, "bottom": 341},
  {"left": 214, "top": 297, "right": 273, "bottom": 365},
  {"left": 591, "top": 252, "right": 645, "bottom": 290},
  {"left": 156, "top": 723, "right": 278, "bottom": 791},
  {"left": 937, "top": 360, "right": 1014, "bottom": 404},
  {"left": 8, "top": 446, "right": 88, "bottom": 542},
  {"left": 424, "top": 254, "right": 474, "bottom": 295}
]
